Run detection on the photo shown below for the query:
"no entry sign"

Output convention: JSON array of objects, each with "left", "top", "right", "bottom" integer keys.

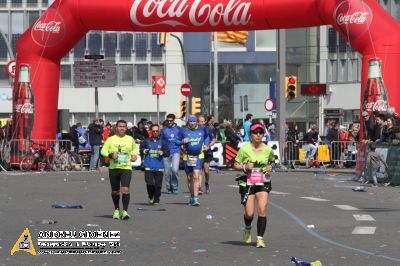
[
  {"left": 7, "top": 60, "right": 16, "bottom": 78},
  {"left": 180, "top": 83, "right": 192, "bottom": 97},
  {"left": 264, "top": 98, "right": 275, "bottom": 111}
]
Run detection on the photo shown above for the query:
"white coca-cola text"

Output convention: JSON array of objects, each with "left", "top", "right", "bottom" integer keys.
[
  {"left": 15, "top": 103, "right": 34, "bottom": 114},
  {"left": 130, "top": 0, "right": 252, "bottom": 27},
  {"left": 373, "top": 100, "right": 387, "bottom": 112},
  {"left": 33, "top": 21, "right": 62, "bottom": 33},
  {"left": 336, "top": 12, "right": 368, "bottom": 25}
]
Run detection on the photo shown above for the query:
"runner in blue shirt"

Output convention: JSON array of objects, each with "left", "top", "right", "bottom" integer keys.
[
  {"left": 140, "top": 124, "right": 169, "bottom": 205},
  {"left": 198, "top": 114, "right": 215, "bottom": 194},
  {"left": 176, "top": 115, "right": 209, "bottom": 206}
]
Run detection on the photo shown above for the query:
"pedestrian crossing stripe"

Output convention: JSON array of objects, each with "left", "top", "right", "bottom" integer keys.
[{"left": 10, "top": 227, "right": 36, "bottom": 256}]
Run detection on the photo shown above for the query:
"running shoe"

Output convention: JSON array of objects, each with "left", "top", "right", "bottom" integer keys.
[
  {"left": 172, "top": 189, "right": 180, "bottom": 195},
  {"left": 191, "top": 196, "right": 200, "bottom": 206},
  {"left": 121, "top": 210, "right": 130, "bottom": 220},
  {"left": 244, "top": 228, "right": 251, "bottom": 244},
  {"left": 113, "top": 209, "right": 120, "bottom": 220},
  {"left": 256, "top": 237, "right": 265, "bottom": 248},
  {"left": 205, "top": 183, "right": 210, "bottom": 194},
  {"left": 198, "top": 187, "right": 204, "bottom": 195},
  {"left": 148, "top": 197, "right": 154, "bottom": 205}
]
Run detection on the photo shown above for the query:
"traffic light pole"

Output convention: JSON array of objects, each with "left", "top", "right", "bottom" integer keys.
[{"left": 276, "top": 29, "right": 286, "bottom": 162}]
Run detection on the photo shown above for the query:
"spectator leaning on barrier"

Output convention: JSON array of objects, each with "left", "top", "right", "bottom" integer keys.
[
  {"left": 381, "top": 116, "right": 400, "bottom": 143},
  {"left": 224, "top": 120, "right": 240, "bottom": 149},
  {"left": 372, "top": 114, "right": 386, "bottom": 143},
  {"left": 303, "top": 127, "right": 317, "bottom": 168},
  {"left": 327, "top": 123, "right": 340, "bottom": 168},
  {"left": 362, "top": 111, "right": 375, "bottom": 141}
]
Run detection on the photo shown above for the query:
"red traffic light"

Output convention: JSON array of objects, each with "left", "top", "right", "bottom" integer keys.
[{"left": 288, "top": 76, "right": 296, "bottom": 84}]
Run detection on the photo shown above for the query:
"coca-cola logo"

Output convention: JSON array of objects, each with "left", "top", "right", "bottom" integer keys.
[
  {"left": 333, "top": 0, "right": 372, "bottom": 40},
  {"left": 15, "top": 103, "right": 34, "bottom": 114},
  {"left": 31, "top": 8, "right": 66, "bottom": 47},
  {"left": 373, "top": 99, "right": 387, "bottom": 112},
  {"left": 130, "top": 0, "right": 252, "bottom": 28}
]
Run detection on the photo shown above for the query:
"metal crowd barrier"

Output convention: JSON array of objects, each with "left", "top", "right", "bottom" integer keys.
[
  {"left": 329, "top": 140, "right": 358, "bottom": 167},
  {"left": 283, "top": 140, "right": 359, "bottom": 169},
  {"left": 1, "top": 139, "right": 73, "bottom": 170}
]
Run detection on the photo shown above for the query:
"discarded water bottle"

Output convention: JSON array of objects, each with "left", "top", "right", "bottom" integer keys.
[
  {"left": 41, "top": 219, "right": 57, "bottom": 225},
  {"left": 352, "top": 186, "right": 367, "bottom": 192},
  {"left": 291, "top": 257, "right": 311, "bottom": 266},
  {"left": 51, "top": 204, "right": 83, "bottom": 209},
  {"left": 206, "top": 215, "right": 213, "bottom": 220}
]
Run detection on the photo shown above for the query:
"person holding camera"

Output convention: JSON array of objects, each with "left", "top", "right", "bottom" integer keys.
[
  {"left": 89, "top": 119, "right": 103, "bottom": 171},
  {"left": 233, "top": 122, "right": 275, "bottom": 248}
]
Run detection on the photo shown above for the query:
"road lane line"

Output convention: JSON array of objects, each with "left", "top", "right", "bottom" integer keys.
[
  {"left": 334, "top": 205, "right": 359, "bottom": 210},
  {"left": 301, "top": 197, "right": 330, "bottom": 202},
  {"left": 353, "top": 214, "right": 375, "bottom": 221},
  {"left": 270, "top": 201, "right": 400, "bottom": 263},
  {"left": 352, "top": 226, "right": 376, "bottom": 234}
]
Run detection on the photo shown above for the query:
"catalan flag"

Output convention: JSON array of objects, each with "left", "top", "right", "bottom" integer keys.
[{"left": 212, "top": 31, "right": 249, "bottom": 45}]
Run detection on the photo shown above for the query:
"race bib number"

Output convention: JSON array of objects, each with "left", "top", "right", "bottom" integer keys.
[
  {"left": 188, "top": 155, "right": 198, "bottom": 166},
  {"left": 117, "top": 152, "right": 129, "bottom": 165},
  {"left": 247, "top": 169, "right": 264, "bottom": 185}
]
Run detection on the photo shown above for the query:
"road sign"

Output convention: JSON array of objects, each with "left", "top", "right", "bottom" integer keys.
[
  {"left": 152, "top": 76, "right": 166, "bottom": 95},
  {"left": 264, "top": 98, "right": 275, "bottom": 111},
  {"left": 180, "top": 83, "right": 192, "bottom": 97},
  {"left": 7, "top": 60, "right": 16, "bottom": 78},
  {"left": 73, "top": 60, "right": 116, "bottom": 88}
]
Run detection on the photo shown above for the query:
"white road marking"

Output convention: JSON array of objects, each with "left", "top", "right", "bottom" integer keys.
[
  {"left": 226, "top": 185, "right": 238, "bottom": 188},
  {"left": 334, "top": 205, "right": 359, "bottom": 210},
  {"left": 352, "top": 226, "right": 376, "bottom": 234},
  {"left": 270, "top": 191, "right": 289, "bottom": 195},
  {"left": 353, "top": 214, "right": 375, "bottom": 221},
  {"left": 301, "top": 197, "right": 330, "bottom": 202}
]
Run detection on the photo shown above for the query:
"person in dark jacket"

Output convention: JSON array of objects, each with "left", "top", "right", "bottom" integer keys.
[
  {"left": 140, "top": 124, "right": 169, "bottom": 204},
  {"left": 134, "top": 121, "right": 149, "bottom": 144},
  {"left": 372, "top": 114, "right": 386, "bottom": 143},
  {"left": 88, "top": 119, "right": 103, "bottom": 170},
  {"left": 69, "top": 124, "right": 79, "bottom": 151},
  {"left": 327, "top": 122, "right": 340, "bottom": 167},
  {"left": 303, "top": 127, "right": 317, "bottom": 168},
  {"left": 362, "top": 111, "right": 375, "bottom": 141},
  {"left": 287, "top": 123, "right": 300, "bottom": 166}
]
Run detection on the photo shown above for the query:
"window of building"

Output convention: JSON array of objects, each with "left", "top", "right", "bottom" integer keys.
[
  {"left": 328, "top": 27, "right": 337, "bottom": 53},
  {"left": 136, "top": 64, "right": 148, "bottom": 85},
  {"left": 338, "top": 35, "right": 347, "bottom": 53},
  {"left": 119, "top": 33, "right": 133, "bottom": 61},
  {"left": 0, "top": 12, "right": 9, "bottom": 60},
  {"left": 74, "top": 36, "right": 86, "bottom": 59},
  {"left": 11, "top": 0, "right": 22, "bottom": 8},
  {"left": 104, "top": 32, "right": 116, "bottom": 59},
  {"left": 0, "top": 64, "right": 9, "bottom": 86},
  {"left": 337, "top": 59, "right": 347, "bottom": 82},
  {"left": 150, "top": 33, "right": 162, "bottom": 61},
  {"left": 255, "top": 30, "right": 276, "bottom": 51},
  {"left": 27, "top": 0, "right": 38, "bottom": 8},
  {"left": 11, "top": 12, "right": 23, "bottom": 56},
  {"left": 328, "top": 60, "right": 337, "bottom": 82},
  {"left": 135, "top": 32, "right": 148, "bottom": 61},
  {"left": 88, "top": 31, "right": 102, "bottom": 55},
  {"left": 151, "top": 65, "right": 164, "bottom": 76},
  {"left": 27, "top": 11, "right": 39, "bottom": 27},
  {"left": 119, "top": 64, "right": 133, "bottom": 86},
  {"left": 60, "top": 64, "right": 71, "bottom": 87},
  {"left": 42, "top": 0, "right": 48, "bottom": 8},
  {"left": 0, "top": 0, "right": 7, "bottom": 7}
]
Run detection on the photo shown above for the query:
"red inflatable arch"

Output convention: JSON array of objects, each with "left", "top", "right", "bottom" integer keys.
[{"left": 13, "top": 0, "right": 400, "bottom": 141}]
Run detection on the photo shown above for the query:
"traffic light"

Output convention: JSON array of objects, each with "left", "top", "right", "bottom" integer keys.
[
  {"left": 285, "top": 75, "right": 297, "bottom": 101},
  {"left": 191, "top": 97, "right": 201, "bottom": 115},
  {"left": 180, "top": 100, "right": 187, "bottom": 119}
]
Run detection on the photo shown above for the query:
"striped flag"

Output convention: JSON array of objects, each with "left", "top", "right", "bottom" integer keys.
[{"left": 212, "top": 31, "right": 249, "bottom": 45}]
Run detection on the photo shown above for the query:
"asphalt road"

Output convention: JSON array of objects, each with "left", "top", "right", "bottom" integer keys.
[{"left": 0, "top": 168, "right": 399, "bottom": 266}]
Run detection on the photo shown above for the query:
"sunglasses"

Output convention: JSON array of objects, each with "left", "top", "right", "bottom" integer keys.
[{"left": 251, "top": 130, "right": 264, "bottom": 135}]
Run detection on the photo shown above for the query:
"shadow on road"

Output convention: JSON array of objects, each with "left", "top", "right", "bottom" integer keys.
[{"left": 220, "top": 240, "right": 252, "bottom": 247}]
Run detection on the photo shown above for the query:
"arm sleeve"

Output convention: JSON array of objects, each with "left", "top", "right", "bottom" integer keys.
[
  {"left": 269, "top": 149, "right": 276, "bottom": 163},
  {"left": 139, "top": 140, "right": 146, "bottom": 158},
  {"left": 175, "top": 128, "right": 184, "bottom": 146},
  {"left": 235, "top": 146, "right": 245, "bottom": 163},
  {"left": 100, "top": 139, "right": 110, "bottom": 157},
  {"left": 131, "top": 137, "right": 139, "bottom": 155}
]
